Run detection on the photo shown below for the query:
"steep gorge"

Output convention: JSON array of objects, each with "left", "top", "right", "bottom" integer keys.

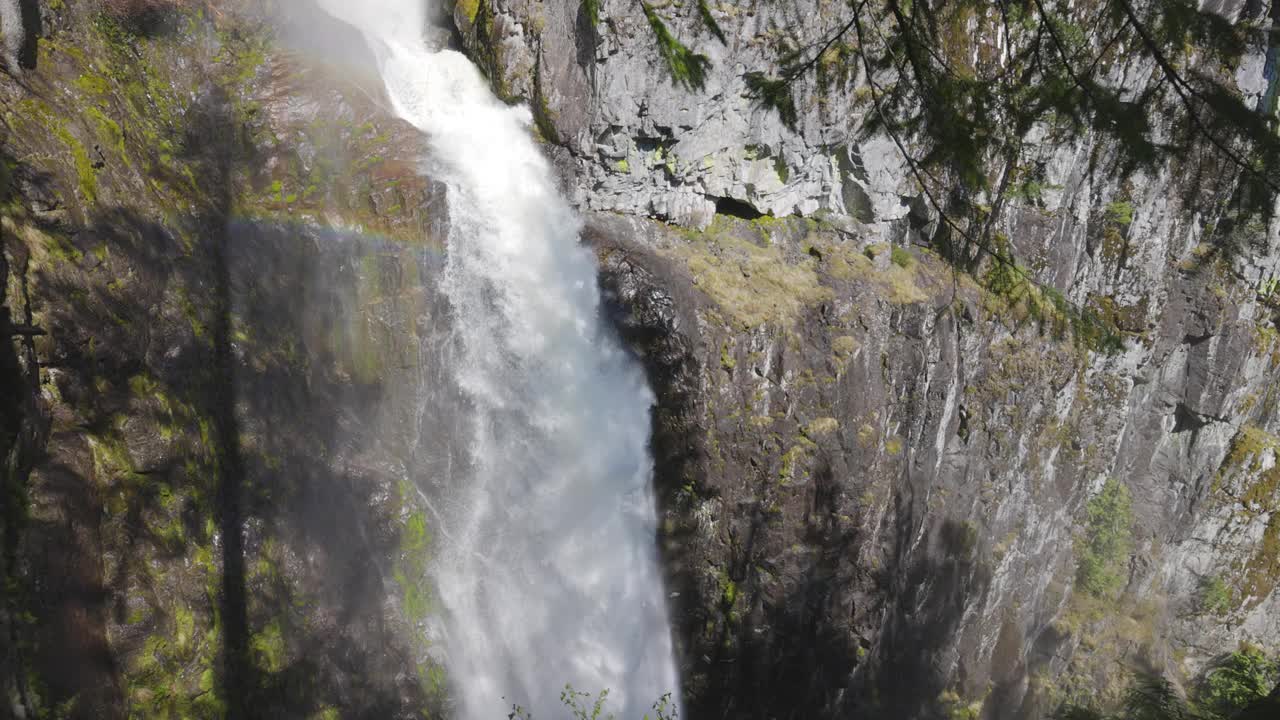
[
  {"left": 452, "top": 0, "right": 1280, "bottom": 717},
  {"left": 0, "top": 1, "right": 1279, "bottom": 719}
]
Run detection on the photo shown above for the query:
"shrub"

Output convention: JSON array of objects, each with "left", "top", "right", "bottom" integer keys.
[
  {"left": 1075, "top": 478, "right": 1134, "bottom": 598},
  {"left": 1053, "top": 658, "right": 1280, "bottom": 720},
  {"left": 1105, "top": 201, "right": 1135, "bottom": 227},
  {"left": 1200, "top": 646, "right": 1279, "bottom": 719},
  {"left": 507, "top": 686, "right": 678, "bottom": 720},
  {"left": 891, "top": 245, "right": 914, "bottom": 268},
  {"left": 1198, "top": 575, "right": 1233, "bottom": 616}
]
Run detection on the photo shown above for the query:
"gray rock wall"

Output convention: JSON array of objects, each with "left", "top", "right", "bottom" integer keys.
[
  {"left": 590, "top": 204, "right": 1280, "bottom": 718},
  {"left": 456, "top": 0, "right": 889, "bottom": 227},
  {"left": 3, "top": 1, "right": 1278, "bottom": 718},
  {"left": 451, "top": 0, "right": 1280, "bottom": 716}
]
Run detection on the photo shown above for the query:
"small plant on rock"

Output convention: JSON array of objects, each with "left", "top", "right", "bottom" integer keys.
[
  {"left": 1198, "top": 575, "right": 1233, "bottom": 616},
  {"left": 1075, "top": 478, "right": 1134, "bottom": 599}
]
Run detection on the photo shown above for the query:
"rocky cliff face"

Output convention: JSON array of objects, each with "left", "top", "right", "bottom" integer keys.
[
  {"left": 455, "top": 0, "right": 1280, "bottom": 718},
  {"left": 452, "top": 0, "right": 919, "bottom": 228},
  {"left": 1, "top": 2, "right": 459, "bottom": 717},
  {"left": 2, "top": 1, "right": 1279, "bottom": 719}
]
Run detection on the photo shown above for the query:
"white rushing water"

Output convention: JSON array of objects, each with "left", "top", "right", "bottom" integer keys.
[{"left": 313, "top": 1, "right": 682, "bottom": 717}]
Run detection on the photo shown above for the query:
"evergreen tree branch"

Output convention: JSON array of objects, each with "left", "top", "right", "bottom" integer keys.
[
  {"left": 852, "top": 4, "right": 1118, "bottom": 348},
  {"left": 638, "top": 0, "right": 711, "bottom": 89},
  {"left": 1112, "top": 0, "right": 1280, "bottom": 194}
]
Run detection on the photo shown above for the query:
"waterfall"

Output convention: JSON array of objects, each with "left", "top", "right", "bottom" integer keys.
[{"left": 312, "top": 2, "right": 682, "bottom": 717}]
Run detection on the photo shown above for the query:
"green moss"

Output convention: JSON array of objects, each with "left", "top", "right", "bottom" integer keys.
[
  {"left": 719, "top": 342, "right": 736, "bottom": 371},
  {"left": 885, "top": 436, "right": 904, "bottom": 455},
  {"left": 857, "top": 424, "right": 877, "bottom": 447},
  {"left": 85, "top": 106, "right": 128, "bottom": 169},
  {"left": 174, "top": 606, "right": 196, "bottom": 651},
  {"left": 457, "top": 0, "right": 481, "bottom": 23},
  {"left": 779, "top": 442, "right": 812, "bottom": 483},
  {"left": 8, "top": 219, "right": 83, "bottom": 267},
  {"left": 128, "top": 596, "right": 223, "bottom": 718},
  {"left": 90, "top": 433, "right": 135, "bottom": 480},
  {"left": 178, "top": 289, "right": 209, "bottom": 342},
  {"left": 396, "top": 567, "right": 433, "bottom": 618},
  {"left": 1223, "top": 425, "right": 1274, "bottom": 471},
  {"left": 128, "top": 373, "right": 169, "bottom": 408},
  {"left": 215, "top": 27, "right": 268, "bottom": 87},
  {"left": 75, "top": 72, "right": 111, "bottom": 95},
  {"left": 1221, "top": 427, "right": 1280, "bottom": 505},
  {"left": 404, "top": 511, "right": 431, "bottom": 554},
  {"left": 47, "top": 117, "right": 97, "bottom": 205},
  {"left": 722, "top": 578, "right": 738, "bottom": 609},
  {"left": 1105, "top": 201, "right": 1135, "bottom": 226},
  {"left": 425, "top": 664, "right": 447, "bottom": 696},
  {"left": 252, "top": 621, "right": 286, "bottom": 673},
  {"left": 388, "top": 481, "right": 449, "bottom": 704},
  {"left": 1243, "top": 515, "right": 1280, "bottom": 604},
  {"left": 890, "top": 245, "right": 914, "bottom": 268}
]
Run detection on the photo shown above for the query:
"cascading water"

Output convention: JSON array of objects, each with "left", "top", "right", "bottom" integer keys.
[{"left": 313, "top": 1, "right": 682, "bottom": 717}]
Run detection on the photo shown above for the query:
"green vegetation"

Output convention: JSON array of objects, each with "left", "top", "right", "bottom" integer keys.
[
  {"left": 696, "top": 0, "right": 725, "bottom": 44},
  {"left": 803, "top": 417, "right": 840, "bottom": 439},
  {"left": 1216, "top": 427, "right": 1280, "bottom": 607},
  {"left": 940, "top": 688, "right": 984, "bottom": 720},
  {"left": 815, "top": 238, "right": 932, "bottom": 305},
  {"left": 608, "top": 0, "right": 1280, "bottom": 347},
  {"left": 252, "top": 621, "right": 287, "bottom": 674},
  {"left": 458, "top": 0, "right": 481, "bottom": 23},
  {"left": 582, "top": 0, "right": 600, "bottom": 26},
  {"left": 832, "top": 335, "right": 859, "bottom": 360},
  {"left": 1075, "top": 478, "right": 1134, "bottom": 598},
  {"left": 1055, "top": 649, "right": 1279, "bottom": 720},
  {"left": 719, "top": 342, "right": 736, "bottom": 371},
  {"left": 1200, "top": 646, "right": 1279, "bottom": 719},
  {"left": 1199, "top": 575, "right": 1233, "bottom": 616},
  {"left": 1106, "top": 201, "right": 1136, "bottom": 227},
  {"left": 1222, "top": 427, "right": 1280, "bottom": 514},
  {"left": 13, "top": 99, "right": 99, "bottom": 206},
  {"left": 639, "top": 2, "right": 710, "bottom": 89},
  {"left": 508, "top": 686, "right": 679, "bottom": 720},
  {"left": 1258, "top": 276, "right": 1278, "bottom": 304},
  {"left": 983, "top": 236, "right": 1122, "bottom": 352},
  {"left": 667, "top": 217, "right": 834, "bottom": 329},
  {"left": 890, "top": 245, "right": 914, "bottom": 268},
  {"left": 388, "top": 479, "right": 449, "bottom": 708}
]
